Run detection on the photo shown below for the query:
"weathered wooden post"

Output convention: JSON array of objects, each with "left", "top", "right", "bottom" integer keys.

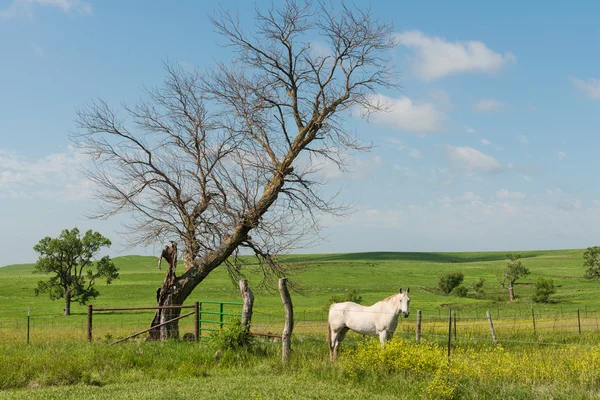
[
  {"left": 279, "top": 278, "right": 294, "bottom": 364},
  {"left": 27, "top": 308, "right": 30, "bottom": 345},
  {"left": 447, "top": 310, "right": 452, "bottom": 359},
  {"left": 531, "top": 307, "right": 537, "bottom": 336},
  {"left": 87, "top": 304, "right": 93, "bottom": 342},
  {"left": 239, "top": 279, "right": 255, "bottom": 329},
  {"left": 453, "top": 310, "right": 457, "bottom": 340},
  {"left": 416, "top": 310, "right": 422, "bottom": 342},
  {"left": 486, "top": 310, "right": 497, "bottom": 344},
  {"left": 577, "top": 308, "right": 581, "bottom": 334}
]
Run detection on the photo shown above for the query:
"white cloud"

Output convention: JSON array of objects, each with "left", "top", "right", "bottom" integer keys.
[
  {"left": 310, "top": 151, "right": 383, "bottom": 181},
  {"left": 465, "top": 126, "right": 475, "bottom": 133},
  {"left": 473, "top": 99, "right": 504, "bottom": 112},
  {"left": 570, "top": 76, "right": 600, "bottom": 100},
  {"left": 366, "top": 94, "right": 445, "bottom": 133},
  {"left": 0, "top": 146, "right": 92, "bottom": 200},
  {"left": 0, "top": 0, "right": 91, "bottom": 19},
  {"left": 30, "top": 41, "right": 44, "bottom": 57},
  {"left": 496, "top": 189, "right": 526, "bottom": 200},
  {"left": 308, "top": 40, "right": 332, "bottom": 59},
  {"left": 518, "top": 135, "right": 529, "bottom": 144},
  {"left": 395, "top": 30, "right": 516, "bottom": 81},
  {"left": 557, "top": 151, "right": 567, "bottom": 161},
  {"left": 393, "top": 165, "right": 419, "bottom": 178},
  {"left": 557, "top": 199, "right": 582, "bottom": 211},
  {"left": 523, "top": 175, "right": 532, "bottom": 182},
  {"left": 461, "top": 192, "right": 481, "bottom": 202},
  {"left": 445, "top": 145, "right": 502, "bottom": 173},
  {"left": 481, "top": 138, "right": 492, "bottom": 146},
  {"left": 429, "top": 168, "right": 454, "bottom": 186},
  {"left": 408, "top": 148, "right": 422, "bottom": 159}
]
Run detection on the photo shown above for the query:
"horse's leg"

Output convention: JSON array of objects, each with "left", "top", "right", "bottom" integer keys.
[
  {"left": 332, "top": 327, "right": 349, "bottom": 361},
  {"left": 378, "top": 330, "right": 388, "bottom": 347}
]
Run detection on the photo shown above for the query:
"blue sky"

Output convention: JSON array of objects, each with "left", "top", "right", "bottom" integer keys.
[{"left": 1, "top": 0, "right": 600, "bottom": 266}]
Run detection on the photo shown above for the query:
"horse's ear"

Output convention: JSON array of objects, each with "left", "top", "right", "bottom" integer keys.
[
  {"left": 399, "top": 288, "right": 403, "bottom": 293},
  {"left": 407, "top": 287, "right": 410, "bottom": 294}
]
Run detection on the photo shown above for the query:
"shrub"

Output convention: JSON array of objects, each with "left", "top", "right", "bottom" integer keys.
[
  {"left": 472, "top": 278, "right": 485, "bottom": 294},
  {"left": 453, "top": 285, "right": 468, "bottom": 297},
  {"left": 532, "top": 277, "right": 556, "bottom": 303},
  {"left": 324, "top": 289, "right": 363, "bottom": 310},
  {"left": 210, "top": 318, "right": 253, "bottom": 351},
  {"left": 439, "top": 272, "right": 464, "bottom": 294}
]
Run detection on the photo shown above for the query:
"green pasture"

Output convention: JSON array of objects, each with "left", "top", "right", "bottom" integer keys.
[
  {"left": 0, "top": 249, "right": 597, "bottom": 321},
  {"left": 1, "top": 249, "right": 599, "bottom": 344},
  {"left": 3, "top": 249, "right": 600, "bottom": 399}
]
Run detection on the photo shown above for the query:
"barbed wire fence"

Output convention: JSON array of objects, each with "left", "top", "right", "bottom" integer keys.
[{"left": 4, "top": 304, "right": 600, "bottom": 351}]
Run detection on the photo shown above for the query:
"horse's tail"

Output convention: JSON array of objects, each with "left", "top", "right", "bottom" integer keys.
[{"left": 327, "top": 319, "right": 332, "bottom": 354}]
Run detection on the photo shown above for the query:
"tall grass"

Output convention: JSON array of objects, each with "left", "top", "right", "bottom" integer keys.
[{"left": 2, "top": 336, "right": 600, "bottom": 399}]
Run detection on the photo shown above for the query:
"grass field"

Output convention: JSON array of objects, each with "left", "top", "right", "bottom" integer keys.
[{"left": 2, "top": 249, "right": 600, "bottom": 399}]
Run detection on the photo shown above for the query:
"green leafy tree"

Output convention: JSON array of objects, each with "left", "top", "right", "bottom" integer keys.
[
  {"left": 499, "top": 253, "right": 530, "bottom": 301},
  {"left": 472, "top": 277, "right": 485, "bottom": 294},
  {"left": 324, "top": 289, "right": 363, "bottom": 310},
  {"left": 438, "top": 272, "right": 464, "bottom": 294},
  {"left": 583, "top": 246, "right": 600, "bottom": 280},
  {"left": 33, "top": 228, "right": 119, "bottom": 316},
  {"left": 532, "top": 277, "right": 556, "bottom": 303},
  {"left": 453, "top": 285, "right": 468, "bottom": 297}
]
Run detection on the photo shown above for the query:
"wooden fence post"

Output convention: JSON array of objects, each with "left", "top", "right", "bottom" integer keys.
[
  {"left": 453, "top": 310, "right": 457, "bottom": 340},
  {"left": 279, "top": 278, "right": 294, "bottom": 364},
  {"left": 87, "top": 304, "right": 93, "bottom": 342},
  {"left": 577, "top": 308, "right": 581, "bottom": 334},
  {"left": 239, "top": 279, "right": 255, "bottom": 329},
  {"left": 27, "top": 308, "right": 30, "bottom": 345},
  {"left": 531, "top": 307, "right": 537, "bottom": 336},
  {"left": 486, "top": 310, "right": 497, "bottom": 344},
  {"left": 416, "top": 310, "right": 422, "bottom": 342},
  {"left": 447, "top": 309, "right": 452, "bottom": 359}
]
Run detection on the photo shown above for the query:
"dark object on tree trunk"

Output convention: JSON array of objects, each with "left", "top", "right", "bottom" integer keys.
[
  {"left": 72, "top": 1, "right": 400, "bottom": 339},
  {"left": 149, "top": 242, "right": 180, "bottom": 340}
]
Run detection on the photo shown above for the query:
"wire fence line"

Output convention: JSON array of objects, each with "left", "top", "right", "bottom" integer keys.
[{"left": 3, "top": 306, "right": 600, "bottom": 347}]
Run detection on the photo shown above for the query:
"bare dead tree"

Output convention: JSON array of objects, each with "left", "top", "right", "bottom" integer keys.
[{"left": 72, "top": 0, "right": 399, "bottom": 339}]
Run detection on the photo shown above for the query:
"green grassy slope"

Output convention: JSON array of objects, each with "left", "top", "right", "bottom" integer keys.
[{"left": 0, "top": 249, "right": 596, "bottom": 321}]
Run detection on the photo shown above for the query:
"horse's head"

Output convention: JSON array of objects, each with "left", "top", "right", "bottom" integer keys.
[{"left": 398, "top": 288, "right": 410, "bottom": 318}]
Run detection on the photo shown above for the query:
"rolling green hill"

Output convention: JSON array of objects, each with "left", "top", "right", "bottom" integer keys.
[{"left": 0, "top": 249, "right": 596, "bottom": 322}]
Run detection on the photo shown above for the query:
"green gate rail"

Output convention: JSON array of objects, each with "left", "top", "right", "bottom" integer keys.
[{"left": 197, "top": 300, "right": 243, "bottom": 339}]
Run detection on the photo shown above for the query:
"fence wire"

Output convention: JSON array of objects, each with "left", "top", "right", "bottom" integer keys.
[{"left": 3, "top": 306, "right": 600, "bottom": 349}]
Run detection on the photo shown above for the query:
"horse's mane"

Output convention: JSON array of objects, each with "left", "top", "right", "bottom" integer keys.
[{"left": 380, "top": 291, "right": 402, "bottom": 304}]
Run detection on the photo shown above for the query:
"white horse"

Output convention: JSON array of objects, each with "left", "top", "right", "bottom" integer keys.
[{"left": 327, "top": 288, "right": 410, "bottom": 361}]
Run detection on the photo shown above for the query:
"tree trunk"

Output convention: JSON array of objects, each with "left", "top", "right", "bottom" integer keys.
[
  {"left": 148, "top": 157, "right": 295, "bottom": 340},
  {"left": 508, "top": 282, "right": 515, "bottom": 301},
  {"left": 149, "top": 243, "right": 183, "bottom": 340},
  {"left": 64, "top": 289, "right": 71, "bottom": 316}
]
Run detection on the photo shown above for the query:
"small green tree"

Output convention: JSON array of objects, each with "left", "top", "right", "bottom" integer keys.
[
  {"left": 33, "top": 228, "right": 119, "bottom": 316},
  {"left": 583, "top": 246, "right": 600, "bottom": 280},
  {"left": 472, "top": 277, "right": 485, "bottom": 294},
  {"left": 499, "top": 253, "right": 530, "bottom": 301},
  {"left": 438, "top": 272, "right": 464, "bottom": 294},
  {"left": 532, "top": 277, "right": 556, "bottom": 303},
  {"left": 324, "top": 289, "right": 363, "bottom": 310},
  {"left": 453, "top": 285, "right": 468, "bottom": 297}
]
